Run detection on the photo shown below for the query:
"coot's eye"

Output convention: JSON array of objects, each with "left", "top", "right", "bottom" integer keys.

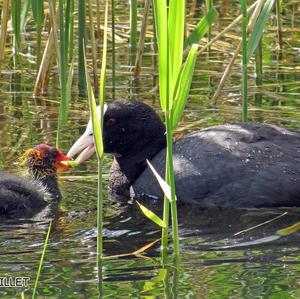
[{"left": 107, "top": 118, "right": 117, "bottom": 127}]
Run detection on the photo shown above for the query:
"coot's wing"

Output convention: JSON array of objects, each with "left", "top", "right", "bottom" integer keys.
[{"left": 132, "top": 124, "right": 300, "bottom": 208}]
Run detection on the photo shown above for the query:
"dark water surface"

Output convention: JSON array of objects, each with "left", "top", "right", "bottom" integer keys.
[{"left": 0, "top": 0, "right": 300, "bottom": 298}]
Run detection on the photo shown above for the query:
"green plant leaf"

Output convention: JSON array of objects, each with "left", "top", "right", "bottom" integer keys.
[
  {"left": 84, "top": 50, "right": 104, "bottom": 158},
  {"left": 277, "top": 221, "right": 300, "bottom": 236},
  {"left": 136, "top": 201, "right": 166, "bottom": 227},
  {"left": 99, "top": 0, "right": 109, "bottom": 112},
  {"left": 247, "top": 0, "right": 275, "bottom": 62},
  {"left": 147, "top": 160, "right": 175, "bottom": 202},
  {"left": 172, "top": 44, "right": 199, "bottom": 129},
  {"left": 184, "top": 7, "right": 218, "bottom": 48},
  {"left": 152, "top": 0, "right": 168, "bottom": 111},
  {"left": 61, "top": 160, "right": 79, "bottom": 168},
  {"left": 31, "top": 0, "right": 44, "bottom": 24},
  {"left": 32, "top": 221, "right": 52, "bottom": 299},
  {"left": 168, "top": 0, "right": 185, "bottom": 106}
]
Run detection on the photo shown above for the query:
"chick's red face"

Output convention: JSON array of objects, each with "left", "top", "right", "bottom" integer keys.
[{"left": 34, "top": 144, "right": 71, "bottom": 170}]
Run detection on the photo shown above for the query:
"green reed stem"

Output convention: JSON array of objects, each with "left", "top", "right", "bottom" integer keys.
[
  {"left": 55, "top": 0, "right": 72, "bottom": 148},
  {"left": 97, "top": 1, "right": 108, "bottom": 295},
  {"left": 56, "top": 0, "right": 69, "bottom": 148},
  {"left": 205, "top": 0, "right": 213, "bottom": 45},
  {"left": 21, "top": 0, "right": 30, "bottom": 31},
  {"left": 241, "top": 0, "right": 248, "bottom": 122},
  {"left": 68, "top": 0, "right": 74, "bottom": 62},
  {"left": 97, "top": 159, "right": 103, "bottom": 259},
  {"left": 11, "top": 0, "right": 21, "bottom": 58},
  {"left": 165, "top": 111, "right": 180, "bottom": 256},
  {"left": 255, "top": 39, "right": 262, "bottom": 105},
  {"left": 0, "top": 0, "right": 9, "bottom": 71},
  {"left": 31, "top": 0, "right": 44, "bottom": 66},
  {"left": 32, "top": 221, "right": 52, "bottom": 299},
  {"left": 161, "top": 159, "right": 170, "bottom": 255},
  {"left": 130, "top": 0, "right": 137, "bottom": 64},
  {"left": 78, "top": 0, "right": 86, "bottom": 94},
  {"left": 111, "top": 0, "right": 116, "bottom": 98},
  {"left": 65, "top": 0, "right": 72, "bottom": 62}
]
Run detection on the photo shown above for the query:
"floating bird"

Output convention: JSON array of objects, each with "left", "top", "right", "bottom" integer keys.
[
  {"left": 0, "top": 144, "right": 70, "bottom": 216},
  {"left": 68, "top": 100, "right": 300, "bottom": 208}
]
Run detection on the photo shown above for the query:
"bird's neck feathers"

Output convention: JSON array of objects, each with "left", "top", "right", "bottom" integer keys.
[
  {"left": 109, "top": 140, "right": 165, "bottom": 196},
  {"left": 26, "top": 168, "right": 61, "bottom": 201}
]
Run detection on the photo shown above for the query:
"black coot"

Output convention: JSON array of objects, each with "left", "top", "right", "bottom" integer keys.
[
  {"left": 68, "top": 100, "right": 300, "bottom": 208},
  {"left": 0, "top": 144, "right": 70, "bottom": 216}
]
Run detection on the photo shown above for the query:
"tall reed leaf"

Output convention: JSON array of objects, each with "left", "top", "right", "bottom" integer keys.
[
  {"left": 152, "top": 0, "right": 168, "bottom": 111},
  {"left": 31, "top": 0, "right": 44, "bottom": 64},
  {"left": 99, "top": 0, "right": 109, "bottom": 112},
  {"left": 247, "top": 0, "right": 274, "bottom": 62},
  {"left": 240, "top": 0, "right": 248, "bottom": 122},
  {"left": 21, "top": 0, "right": 30, "bottom": 31},
  {"left": 32, "top": 221, "right": 52, "bottom": 299},
  {"left": 78, "top": 0, "right": 86, "bottom": 93},
  {"left": 172, "top": 44, "right": 199, "bottom": 129},
  {"left": 147, "top": 160, "right": 173, "bottom": 202},
  {"left": 84, "top": 52, "right": 103, "bottom": 158},
  {"left": 11, "top": 0, "right": 21, "bottom": 52},
  {"left": 168, "top": 0, "right": 184, "bottom": 103},
  {"left": 136, "top": 201, "right": 166, "bottom": 228},
  {"left": 184, "top": 7, "right": 218, "bottom": 48}
]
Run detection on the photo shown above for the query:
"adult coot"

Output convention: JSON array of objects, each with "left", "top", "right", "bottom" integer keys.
[
  {"left": 0, "top": 144, "right": 70, "bottom": 216},
  {"left": 67, "top": 100, "right": 300, "bottom": 208}
]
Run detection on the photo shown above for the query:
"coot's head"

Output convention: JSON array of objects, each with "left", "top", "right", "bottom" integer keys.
[
  {"left": 20, "top": 144, "right": 71, "bottom": 178},
  {"left": 68, "top": 100, "right": 166, "bottom": 163}
]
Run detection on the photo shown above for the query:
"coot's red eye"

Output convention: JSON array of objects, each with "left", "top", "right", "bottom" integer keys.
[{"left": 107, "top": 118, "right": 116, "bottom": 126}]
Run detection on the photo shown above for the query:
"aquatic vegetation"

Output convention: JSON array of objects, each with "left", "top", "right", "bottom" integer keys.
[{"left": 0, "top": 0, "right": 299, "bottom": 298}]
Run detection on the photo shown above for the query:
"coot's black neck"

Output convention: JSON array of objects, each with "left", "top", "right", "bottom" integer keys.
[{"left": 109, "top": 139, "right": 166, "bottom": 196}]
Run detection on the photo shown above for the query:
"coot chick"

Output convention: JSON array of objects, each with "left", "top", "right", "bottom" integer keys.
[
  {"left": 0, "top": 144, "right": 70, "bottom": 216},
  {"left": 68, "top": 100, "right": 300, "bottom": 208}
]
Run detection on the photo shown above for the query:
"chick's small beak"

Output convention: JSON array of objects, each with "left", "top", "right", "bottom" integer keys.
[{"left": 67, "top": 132, "right": 95, "bottom": 164}]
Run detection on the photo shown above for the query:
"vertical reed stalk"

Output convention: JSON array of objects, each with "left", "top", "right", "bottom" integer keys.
[
  {"left": 11, "top": 0, "right": 21, "bottom": 57},
  {"left": 0, "top": 0, "right": 10, "bottom": 71},
  {"left": 275, "top": 0, "right": 282, "bottom": 59},
  {"left": 165, "top": 111, "right": 180, "bottom": 256},
  {"left": 240, "top": 0, "right": 248, "bottom": 122},
  {"left": 64, "top": 0, "right": 72, "bottom": 62},
  {"left": 205, "top": 0, "right": 213, "bottom": 44},
  {"left": 161, "top": 162, "right": 170, "bottom": 254},
  {"left": 97, "top": 158, "right": 103, "bottom": 296},
  {"left": 95, "top": 1, "right": 108, "bottom": 295},
  {"left": 31, "top": 0, "right": 44, "bottom": 66},
  {"left": 255, "top": 39, "right": 262, "bottom": 105},
  {"left": 111, "top": 0, "right": 116, "bottom": 97},
  {"left": 134, "top": 0, "right": 151, "bottom": 77},
  {"left": 68, "top": 0, "right": 75, "bottom": 62},
  {"left": 88, "top": 0, "right": 98, "bottom": 89},
  {"left": 78, "top": 0, "right": 86, "bottom": 94},
  {"left": 32, "top": 221, "right": 52, "bottom": 299},
  {"left": 130, "top": 0, "right": 138, "bottom": 64},
  {"left": 96, "top": 0, "right": 101, "bottom": 37},
  {"left": 21, "top": 0, "right": 30, "bottom": 31}
]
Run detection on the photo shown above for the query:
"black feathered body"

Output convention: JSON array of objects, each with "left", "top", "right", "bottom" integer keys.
[
  {"left": 131, "top": 123, "right": 300, "bottom": 207},
  {"left": 0, "top": 173, "right": 49, "bottom": 216}
]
